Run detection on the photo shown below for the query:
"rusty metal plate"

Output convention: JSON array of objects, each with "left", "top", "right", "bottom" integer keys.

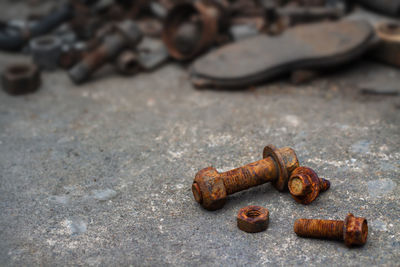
[{"left": 190, "top": 20, "right": 374, "bottom": 88}]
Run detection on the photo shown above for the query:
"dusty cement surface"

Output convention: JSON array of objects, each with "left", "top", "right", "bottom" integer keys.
[{"left": 0, "top": 3, "right": 399, "bottom": 267}]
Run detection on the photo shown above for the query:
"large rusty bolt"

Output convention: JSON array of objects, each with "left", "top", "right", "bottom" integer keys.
[
  {"left": 294, "top": 213, "right": 368, "bottom": 247},
  {"left": 288, "top": 167, "right": 330, "bottom": 205},
  {"left": 192, "top": 145, "right": 299, "bottom": 210},
  {"left": 68, "top": 20, "right": 143, "bottom": 84},
  {"left": 2, "top": 63, "right": 41, "bottom": 95}
]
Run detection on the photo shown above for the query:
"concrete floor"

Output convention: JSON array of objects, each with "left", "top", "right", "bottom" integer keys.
[{"left": 0, "top": 2, "right": 400, "bottom": 266}]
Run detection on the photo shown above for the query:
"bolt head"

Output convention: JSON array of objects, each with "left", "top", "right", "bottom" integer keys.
[
  {"left": 288, "top": 175, "right": 312, "bottom": 197},
  {"left": 344, "top": 213, "right": 368, "bottom": 247},
  {"left": 193, "top": 167, "right": 227, "bottom": 211}
]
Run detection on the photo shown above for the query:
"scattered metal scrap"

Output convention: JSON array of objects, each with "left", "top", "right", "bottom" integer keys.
[
  {"left": 0, "top": 0, "right": 399, "bottom": 94},
  {"left": 294, "top": 213, "right": 368, "bottom": 247},
  {"left": 1, "top": 63, "right": 41, "bottom": 95},
  {"left": 237, "top": 206, "right": 269, "bottom": 233}
]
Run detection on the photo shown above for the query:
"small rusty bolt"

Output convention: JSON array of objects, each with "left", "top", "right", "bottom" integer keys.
[
  {"left": 237, "top": 206, "right": 269, "bottom": 233},
  {"left": 288, "top": 166, "right": 330, "bottom": 205},
  {"left": 192, "top": 145, "right": 299, "bottom": 210},
  {"left": 2, "top": 63, "right": 41, "bottom": 95},
  {"left": 294, "top": 213, "right": 368, "bottom": 247},
  {"left": 68, "top": 20, "right": 143, "bottom": 84}
]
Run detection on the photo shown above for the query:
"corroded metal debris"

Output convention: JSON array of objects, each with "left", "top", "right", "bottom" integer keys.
[
  {"left": 1, "top": 63, "right": 41, "bottom": 95},
  {"left": 191, "top": 20, "right": 375, "bottom": 88},
  {"left": 294, "top": 213, "right": 368, "bottom": 247},
  {"left": 237, "top": 206, "right": 269, "bottom": 233},
  {"left": 288, "top": 166, "right": 330, "bottom": 204},
  {"left": 192, "top": 145, "right": 299, "bottom": 210}
]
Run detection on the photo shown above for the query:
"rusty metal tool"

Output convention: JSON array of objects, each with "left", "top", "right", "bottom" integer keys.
[
  {"left": 294, "top": 213, "right": 368, "bottom": 247},
  {"left": 68, "top": 20, "right": 142, "bottom": 84},
  {"left": 192, "top": 145, "right": 299, "bottom": 210}
]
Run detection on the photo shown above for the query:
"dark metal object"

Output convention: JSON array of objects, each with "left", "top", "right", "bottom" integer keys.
[
  {"left": 371, "top": 23, "right": 400, "bottom": 68},
  {"left": 294, "top": 213, "right": 368, "bottom": 247},
  {"left": 191, "top": 20, "right": 374, "bottom": 89},
  {"left": 59, "top": 42, "right": 87, "bottom": 69},
  {"left": 30, "top": 35, "right": 62, "bottom": 70},
  {"left": 68, "top": 20, "right": 143, "bottom": 84},
  {"left": 192, "top": 145, "right": 299, "bottom": 210},
  {"left": 2, "top": 63, "right": 41, "bottom": 95},
  {"left": 288, "top": 167, "right": 330, "bottom": 205},
  {"left": 162, "top": 0, "right": 227, "bottom": 61},
  {"left": 115, "top": 50, "right": 140, "bottom": 75},
  {"left": 0, "top": 3, "right": 73, "bottom": 51},
  {"left": 357, "top": 0, "right": 400, "bottom": 17},
  {"left": 237, "top": 206, "right": 269, "bottom": 233},
  {"left": 137, "top": 38, "right": 169, "bottom": 70}
]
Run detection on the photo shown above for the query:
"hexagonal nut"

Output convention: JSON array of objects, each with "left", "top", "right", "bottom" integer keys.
[
  {"left": 2, "top": 63, "right": 41, "bottom": 95},
  {"left": 237, "top": 206, "right": 269, "bottom": 233},
  {"left": 192, "top": 167, "right": 227, "bottom": 211},
  {"left": 30, "top": 36, "right": 62, "bottom": 70},
  {"left": 344, "top": 213, "right": 368, "bottom": 247}
]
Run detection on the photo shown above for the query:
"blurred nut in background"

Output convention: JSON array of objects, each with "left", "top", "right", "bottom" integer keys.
[
  {"left": 2, "top": 63, "right": 41, "bottom": 95},
  {"left": 30, "top": 35, "right": 62, "bottom": 70}
]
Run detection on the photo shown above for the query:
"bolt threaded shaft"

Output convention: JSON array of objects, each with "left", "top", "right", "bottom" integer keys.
[
  {"left": 294, "top": 219, "right": 344, "bottom": 240},
  {"left": 220, "top": 157, "right": 278, "bottom": 195}
]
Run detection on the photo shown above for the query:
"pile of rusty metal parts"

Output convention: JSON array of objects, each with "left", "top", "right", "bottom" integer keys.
[
  {"left": 192, "top": 145, "right": 369, "bottom": 247},
  {"left": 1, "top": 0, "right": 400, "bottom": 94}
]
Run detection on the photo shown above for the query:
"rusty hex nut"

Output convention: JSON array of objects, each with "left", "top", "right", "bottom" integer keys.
[
  {"left": 2, "top": 63, "right": 41, "bottom": 95},
  {"left": 237, "top": 206, "right": 269, "bottom": 233}
]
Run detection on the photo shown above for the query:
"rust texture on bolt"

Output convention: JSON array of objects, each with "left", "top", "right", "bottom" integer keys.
[
  {"left": 1, "top": 63, "right": 41, "bottom": 95},
  {"left": 192, "top": 145, "right": 299, "bottom": 210},
  {"left": 288, "top": 166, "right": 330, "bottom": 204},
  {"left": 294, "top": 213, "right": 368, "bottom": 247},
  {"left": 237, "top": 206, "right": 269, "bottom": 233}
]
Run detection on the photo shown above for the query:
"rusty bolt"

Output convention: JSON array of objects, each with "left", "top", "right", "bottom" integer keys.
[
  {"left": 237, "top": 206, "right": 269, "bottom": 233},
  {"left": 192, "top": 145, "right": 299, "bottom": 210},
  {"left": 68, "top": 20, "right": 143, "bottom": 84},
  {"left": 288, "top": 166, "right": 330, "bottom": 205},
  {"left": 2, "top": 63, "right": 41, "bottom": 95},
  {"left": 294, "top": 213, "right": 368, "bottom": 247}
]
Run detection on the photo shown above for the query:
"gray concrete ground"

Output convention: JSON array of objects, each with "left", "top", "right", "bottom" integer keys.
[{"left": 0, "top": 2, "right": 399, "bottom": 266}]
